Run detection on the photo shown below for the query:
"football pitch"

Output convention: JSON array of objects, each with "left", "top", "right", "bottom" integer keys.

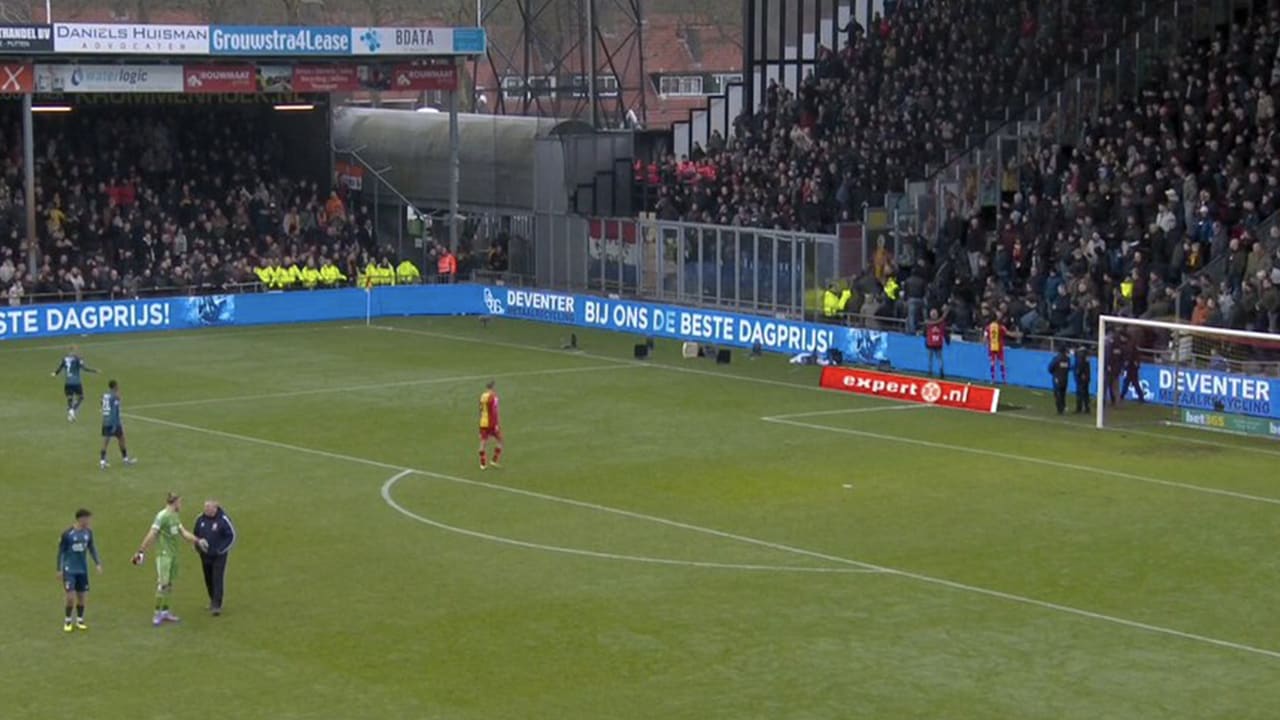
[{"left": 4, "top": 316, "right": 1280, "bottom": 719}]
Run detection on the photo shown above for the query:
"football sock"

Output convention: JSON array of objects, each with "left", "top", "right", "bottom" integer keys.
[
  {"left": 100, "top": 449, "right": 107, "bottom": 461},
  {"left": 65, "top": 604, "right": 73, "bottom": 621},
  {"left": 120, "top": 446, "right": 128, "bottom": 459},
  {"left": 479, "top": 451, "right": 487, "bottom": 467},
  {"left": 73, "top": 397, "right": 82, "bottom": 410},
  {"left": 493, "top": 447, "right": 502, "bottom": 462},
  {"left": 76, "top": 605, "right": 84, "bottom": 619}
]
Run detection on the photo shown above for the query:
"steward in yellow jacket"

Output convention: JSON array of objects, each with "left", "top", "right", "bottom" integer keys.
[
  {"left": 396, "top": 260, "right": 422, "bottom": 285},
  {"left": 300, "top": 262, "right": 322, "bottom": 289},
  {"left": 822, "top": 283, "right": 853, "bottom": 318},
  {"left": 320, "top": 261, "right": 347, "bottom": 287}
]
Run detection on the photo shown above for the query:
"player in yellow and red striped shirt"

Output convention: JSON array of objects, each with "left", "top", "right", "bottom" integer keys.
[
  {"left": 478, "top": 381, "right": 504, "bottom": 469},
  {"left": 984, "top": 318, "right": 1011, "bottom": 384}
]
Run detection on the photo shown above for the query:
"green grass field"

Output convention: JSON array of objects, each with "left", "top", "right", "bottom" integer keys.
[{"left": 4, "top": 316, "right": 1280, "bottom": 719}]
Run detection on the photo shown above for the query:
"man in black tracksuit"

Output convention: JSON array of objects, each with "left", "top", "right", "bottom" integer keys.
[
  {"left": 1049, "top": 348, "right": 1072, "bottom": 415},
  {"left": 193, "top": 501, "right": 235, "bottom": 615},
  {"left": 1073, "top": 347, "right": 1092, "bottom": 414}
]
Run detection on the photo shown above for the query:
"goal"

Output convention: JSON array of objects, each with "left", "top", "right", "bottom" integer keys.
[{"left": 1096, "top": 315, "right": 1280, "bottom": 439}]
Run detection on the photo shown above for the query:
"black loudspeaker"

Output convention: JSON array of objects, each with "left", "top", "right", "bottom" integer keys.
[
  {"left": 634, "top": 343, "right": 649, "bottom": 359},
  {"left": 716, "top": 349, "right": 731, "bottom": 364}
]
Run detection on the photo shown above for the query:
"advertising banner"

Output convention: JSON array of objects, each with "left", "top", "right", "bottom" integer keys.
[
  {"left": 1127, "top": 365, "right": 1279, "bottom": 419},
  {"left": 351, "top": 27, "right": 486, "bottom": 56},
  {"left": 54, "top": 23, "right": 209, "bottom": 55},
  {"left": 390, "top": 62, "right": 458, "bottom": 91},
  {"left": 0, "top": 25, "right": 53, "bottom": 53},
  {"left": 292, "top": 64, "right": 359, "bottom": 92},
  {"left": 1179, "top": 409, "right": 1280, "bottom": 439},
  {"left": 479, "top": 287, "right": 889, "bottom": 363},
  {"left": 0, "top": 286, "right": 490, "bottom": 342},
  {"left": 0, "top": 63, "right": 34, "bottom": 93},
  {"left": 255, "top": 65, "right": 293, "bottom": 93},
  {"left": 183, "top": 64, "right": 256, "bottom": 93},
  {"left": 211, "top": 26, "right": 351, "bottom": 56},
  {"left": 335, "top": 160, "right": 364, "bottom": 190},
  {"left": 819, "top": 366, "right": 1000, "bottom": 413},
  {"left": 0, "top": 299, "right": 177, "bottom": 340},
  {"left": 36, "top": 64, "right": 184, "bottom": 93}
]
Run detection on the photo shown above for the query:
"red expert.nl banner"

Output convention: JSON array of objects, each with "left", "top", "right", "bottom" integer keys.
[
  {"left": 183, "top": 64, "right": 256, "bottom": 93},
  {"left": 819, "top": 366, "right": 1000, "bottom": 414}
]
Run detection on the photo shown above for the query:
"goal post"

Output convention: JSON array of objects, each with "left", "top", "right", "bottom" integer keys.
[{"left": 1096, "top": 315, "right": 1280, "bottom": 438}]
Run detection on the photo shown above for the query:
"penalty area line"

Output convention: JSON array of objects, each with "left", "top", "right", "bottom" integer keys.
[
  {"left": 126, "top": 413, "right": 1280, "bottom": 662},
  {"left": 381, "top": 470, "right": 882, "bottom": 575}
]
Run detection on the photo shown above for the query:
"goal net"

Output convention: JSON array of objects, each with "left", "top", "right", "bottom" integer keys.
[{"left": 1096, "top": 315, "right": 1280, "bottom": 439}]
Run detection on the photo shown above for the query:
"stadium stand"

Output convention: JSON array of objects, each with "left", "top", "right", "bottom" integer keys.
[
  {"left": 638, "top": 0, "right": 1279, "bottom": 341},
  {"left": 639, "top": 0, "right": 1150, "bottom": 232},
  {"left": 927, "top": 5, "right": 1280, "bottom": 339},
  {"left": 0, "top": 104, "right": 394, "bottom": 304}
]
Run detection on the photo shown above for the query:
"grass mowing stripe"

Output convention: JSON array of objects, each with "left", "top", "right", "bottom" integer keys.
[
  {"left": 381, "top": 470, "right": 884, "bottom": 574},
  {"left": 130, "top": 363, "right": 636, "bottom": 410},
  {"left": 762, "top": 416, "right": 1280, "bottom": 507},
  {"left": 368, "top": 323, "right": 1280, "bottom": 508},
  {"left": 126, "top": 411, "right": 1280, "bottom": 662}
]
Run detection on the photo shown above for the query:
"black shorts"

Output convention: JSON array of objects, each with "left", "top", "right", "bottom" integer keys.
[
  {"left": 101, "top": 424, "right": 122, "bottom": 438},
  {"left": 65, "top": 383, "right": 83, "bottom": 398},
  {"left": 63, "top": 571, "right": 89, "bottom": 593}
]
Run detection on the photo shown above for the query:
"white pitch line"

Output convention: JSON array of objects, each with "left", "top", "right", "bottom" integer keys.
[
  {"left": 766, "top": 405, "right": 932, "bottom": 421},
  {"left": 130, "top": 363, "right": 634, "bottom": 410},
  {"left": 124, "top": 412, "right": 1280, "bottom": 661},
  {"left": 127, "top": 412, "right": 885, "bottom": 573},
  {"left": 762, "top": 416, "right": 1280, "bottom": 506},
  {"left": 381, "top": 470, "right": 881, "bottom": 574}
]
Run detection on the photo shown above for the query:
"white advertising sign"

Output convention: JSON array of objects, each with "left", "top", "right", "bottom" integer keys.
[
  {"left": 54, "top": 23, "right": 210, "bottom": 55},
  {"left": 35, "top": 64, "right": 185, "bottom": 93}
]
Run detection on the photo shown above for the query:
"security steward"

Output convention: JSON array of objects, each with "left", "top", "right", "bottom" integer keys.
[
  {"left": 1073, "top": 347, "right": 1092, "bottom": 414},
  {"left": 1049, "top": 347, "right": 1072, "bottom": 415},
  {"left": 193, "top": 500, "right": 236, "bottom": 616}
]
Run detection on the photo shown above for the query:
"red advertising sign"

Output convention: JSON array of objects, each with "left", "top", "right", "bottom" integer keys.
[
  {"left": 183, "top": 64, "right": 256, "bottom": 93},
  {"left": 292, "top": 64, "right": 359, "bottom": 92},
  {"left": 390, "top": 63, "right": 457, "bottom": 91},
  {"left": 0, "top": 63, "right": 34, "bottom": 94},
  {"left": 819, "top": 366, "right": 1000, "bottom": 414}
]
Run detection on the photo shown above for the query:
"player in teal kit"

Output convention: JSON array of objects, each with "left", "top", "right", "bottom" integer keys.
[
  {"left": 100, "top": 379, "right": 137, "bottom": 470},
  {"left": 57, "top": 509, "right": 102, "bottom": 632},
  {"left": 52, "top": 346, "right": 97, "bottom": 422}
]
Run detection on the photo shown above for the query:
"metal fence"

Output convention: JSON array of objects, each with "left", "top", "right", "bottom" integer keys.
[{"left": 524, "top": 215, "right": 841, "bottom": 319}]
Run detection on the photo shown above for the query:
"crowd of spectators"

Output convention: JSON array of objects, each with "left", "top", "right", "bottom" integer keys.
[
  {"left": 642, "top": 0, "right": 1146, "bottom": 232},
  {"left": 0, "top": 106, "right": 397, "bottom": 306},
  {"left": 901, "top": 6, "right": 1280, "bottom": 340}
]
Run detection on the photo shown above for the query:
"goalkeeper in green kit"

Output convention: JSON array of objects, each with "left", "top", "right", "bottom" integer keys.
[{"left": 132, "top": 493, "right": 207, "bottom": 626}]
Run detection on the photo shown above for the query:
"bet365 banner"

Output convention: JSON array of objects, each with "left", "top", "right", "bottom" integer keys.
[{"left": 481, "top": 287, "right": 889, "bottom": 363}]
